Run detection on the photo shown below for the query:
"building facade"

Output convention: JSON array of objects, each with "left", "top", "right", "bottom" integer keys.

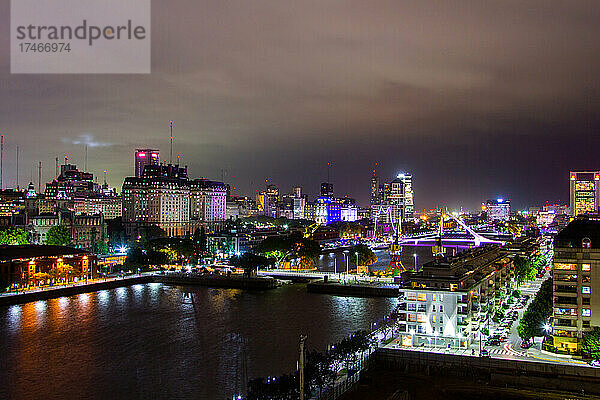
[
  {"left": 570, "top": 171, "right": 600, "bottom": 217},
  {"left": 551, "top": 216, "right": 600, "bottom": 354},
  {"left": 190, "top": 179, "right": 227, "bottom": 223},
  {"left": 396, "top": 245, "right": 513, "bottom": 348},
  {"left": 486, "top": 198, "right": 511, "bottom": 222},
  {"left": 135, "top": 149, "right": 160, "bottom": 177},
  {"left": 122, "top": 164, "right": 190, "bottom": 237}
]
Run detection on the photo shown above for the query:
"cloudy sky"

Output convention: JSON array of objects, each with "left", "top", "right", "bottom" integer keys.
[{"left": 1, "top": 0, "right": 599, "bottom": 210}]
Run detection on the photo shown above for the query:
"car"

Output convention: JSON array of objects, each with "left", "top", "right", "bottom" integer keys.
[
  {"left": 520, "top": 341, "right": 533, "bottom": 349},
  {"left": 589, "top": 360, "right": 600, "bottom": 367},
  {"left": 486, "top": 338, "right": 500, "bottom": 346},
  {"left": 480, "top": 349, "right": 490, "bottom": 358}
]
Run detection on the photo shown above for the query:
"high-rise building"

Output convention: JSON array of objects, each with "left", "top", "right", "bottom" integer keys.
[
  {"left": 320, "top": 182, "right": 334, "bottom": 197},
  {"left": 293, "top": 186, "right": 306, "bottom": 220},
  {"left": 396, "top": 245, "right": 513, "bottom": 348},
  {"left": 373, "top": 173, "right": 414, "bottom": 226},
  {"left": 45, "top": 163, "right": 95, "bottom": 198},
  {"left": 486, "top": 198, "right": 511, "bottom": 222},
  {"left": 570, "top": 171, "right": 600, "bottom": 216},
  {"left": 551, "top": 216, "right": 600, "bottom": 354},
  {"left": 135, "top": 149, "right": 160, "bottom": 178},
  {"left": 370, "top": 174, "right": 380, "bottom": 209},
  {"left": 389, "top": 173, "right": 414, "bottom": 222},
  {"left": 122, "top": 164, "right": 190, "bottom": 237},
  {"left": 190, "top": 179, "right": 227, "bottom": 222}
]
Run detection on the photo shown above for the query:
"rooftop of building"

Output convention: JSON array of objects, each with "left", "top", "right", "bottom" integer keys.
[
  {"left": 399, "top": 244, "right": 508, "bottom": 290},
  {"left": 0, "top": 245, "right": 89, "bottom": 262},
  {"left": 555, "top": 215, "right": 600, "bottom": 249}
]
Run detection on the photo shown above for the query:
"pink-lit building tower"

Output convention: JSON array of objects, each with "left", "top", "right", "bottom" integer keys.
[{"left": 134, "top": 149, "right": 159, "bottom": 177}]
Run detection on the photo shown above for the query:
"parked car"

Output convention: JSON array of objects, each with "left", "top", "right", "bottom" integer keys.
[
  {"left": 480, "top": 349, "right": 490, "bottom": 358},
  {"left": 589, "top": 360, "right": 600, "bottom": 367},
  {"left": 486, "top": 338, "right": 501, "bottom": 346},
  {"left": 521, "top": 341, "right": 534, "bottom": 349}
]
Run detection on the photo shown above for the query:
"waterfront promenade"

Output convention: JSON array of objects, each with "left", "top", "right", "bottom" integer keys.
[{"left": 0, "top": 272, "right": 278, "bottom": 306}]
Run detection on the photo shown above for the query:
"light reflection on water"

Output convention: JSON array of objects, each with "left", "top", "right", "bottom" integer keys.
[{"left": 0, "top": 283, "right": 395, "bottom": 400}]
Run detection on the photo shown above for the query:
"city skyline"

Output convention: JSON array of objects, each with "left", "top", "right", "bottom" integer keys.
[{"left": 1, "top": 1, "right": 599, "bottom": 209}]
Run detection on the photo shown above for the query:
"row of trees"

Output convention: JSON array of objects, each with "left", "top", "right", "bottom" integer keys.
[
  {"left": 246, "top": 331, "right": 374, "bottom": 400},
  {"left": 255, "top": 232, "right": 321, "bottom": 269},
  {"left": 0, "top": 227, "right": 29, "bottom": 245},
  {"left": 517, "top": 278, "right": 553, "bottom": 342},
  {"left": 125, "top": 227, "right": 208, "bottom": 267},
  {"left": 0, "top": 225, "right": 72, "bottom": 246},
  {"left": 514, "top": 254, "right": 547, "bottom": 284}
]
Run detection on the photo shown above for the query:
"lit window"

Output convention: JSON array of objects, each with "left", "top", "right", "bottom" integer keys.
[
  {"left": 583, "top": 309, "right": 591, "bottom": 317},
  {"left": 417, "top": 314, "right": 427, "bottom": 323},
  {"left": 582, "top": 264, "right": 591, "bottom": 271},
  {"left": 555, "top": 263, "right": 577, "bottom": 270},
  {"left": 417, "top": 293, "right": 427, "bottom": 301},
  {"left": 432, "top": 315, "right": 436, "bottom": 323},
  {"left": 583, "top": 286, "right": 591, "bottom": 294}
]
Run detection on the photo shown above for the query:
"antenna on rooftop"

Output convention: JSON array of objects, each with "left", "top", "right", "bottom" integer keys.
[{"left": 169, "top": 120, "right": 173, "bottom": 164}]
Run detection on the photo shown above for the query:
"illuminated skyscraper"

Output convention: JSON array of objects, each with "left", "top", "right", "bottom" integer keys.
[
  {"left": 135, "top": 149, "right": 160, "bottom": 177},
  {"left": 570, "top": 171, "right": 600, "bottom": 216},
  {"left": 486, "top": 198, "right": 510, "bottom": 222},
  {"left": 389, "top": 173, "right": 414, "bottom": 222}
]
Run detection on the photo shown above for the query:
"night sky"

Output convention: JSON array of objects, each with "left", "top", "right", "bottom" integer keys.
[{"left": 1, "top": 1, "right": 599, "bottom": 210}]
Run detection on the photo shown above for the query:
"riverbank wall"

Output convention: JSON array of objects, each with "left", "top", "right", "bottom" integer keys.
[
  {"left": 307, "top": 281, "right": 399, "bottom": 297},
  {"left": 0, "top": 275, "right": 154, "bottom": 307},
  {"left": 367, "top": 347, "right": 600, "bottom": 395},
  {"left": 155, "top": 274, "right": 278, "bottom": 290},
  {"left": 0, "top": 274, "right": 278, "bottom": 306}
]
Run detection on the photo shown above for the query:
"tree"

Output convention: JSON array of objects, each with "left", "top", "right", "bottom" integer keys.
[
  {"left": 256, "top": 232, "right": 321, "bottom": 269},
  {"left": 582, "top": 328, "right": 600, "bottom": 361},
  {"left": 46, "top": 225, "right": 71, "bottom": 246},
  {"left": 0, "top": 226, "right": 29, "bottom": 245},
  {"left": 230, "top": 252, "right": 275, "bottom": 276},
  {"left": 350, "top": 244, "right": 377, "bottom": 267},
  {"left": 517, "top": 278, "right": 553, "bottom": 342}
]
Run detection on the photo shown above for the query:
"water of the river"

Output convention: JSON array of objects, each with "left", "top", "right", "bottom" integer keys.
[
  {"left": 0, "top": 245, "right": 464, "bottom": 399},
  {"left": 0, "top": 283, "right": 396, "bottom": 400}
]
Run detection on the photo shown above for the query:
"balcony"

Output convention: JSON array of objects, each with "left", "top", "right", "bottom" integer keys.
[
  {"left": 554, "top": 297, "right": 578, "bottom": 306},
  {"left": 554, "top": 285, "right": 577, "bottom": 294},
  {"left": 555, "top": 319, "right": 577, "bottom": 329}
]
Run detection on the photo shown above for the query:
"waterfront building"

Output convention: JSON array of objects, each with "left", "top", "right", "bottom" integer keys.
[
  {"left": 0, "top": 245, "right": 96, "bottom": 287},
  {"left": 396, "top": 245, "right": 513, "bottom": 348},
  {"left": 551, "top": 216, "right": 600, "bottom": 354},
  {"left": 135, "top": 149, "right": 160, "bottom": 177},
  {"left": 486, "top": 198, "right": 511, "bottom": 222},
  {"left": 570, "top": 171, "right": 600, "bottom": 216}
]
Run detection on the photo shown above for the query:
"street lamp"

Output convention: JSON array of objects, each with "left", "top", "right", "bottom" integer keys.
[
  {"left": 344, "top": 250, "right": 349, "bottom": 277},
  {"left": 413, "top": 253, "right": 417, "bottom": 270}
]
